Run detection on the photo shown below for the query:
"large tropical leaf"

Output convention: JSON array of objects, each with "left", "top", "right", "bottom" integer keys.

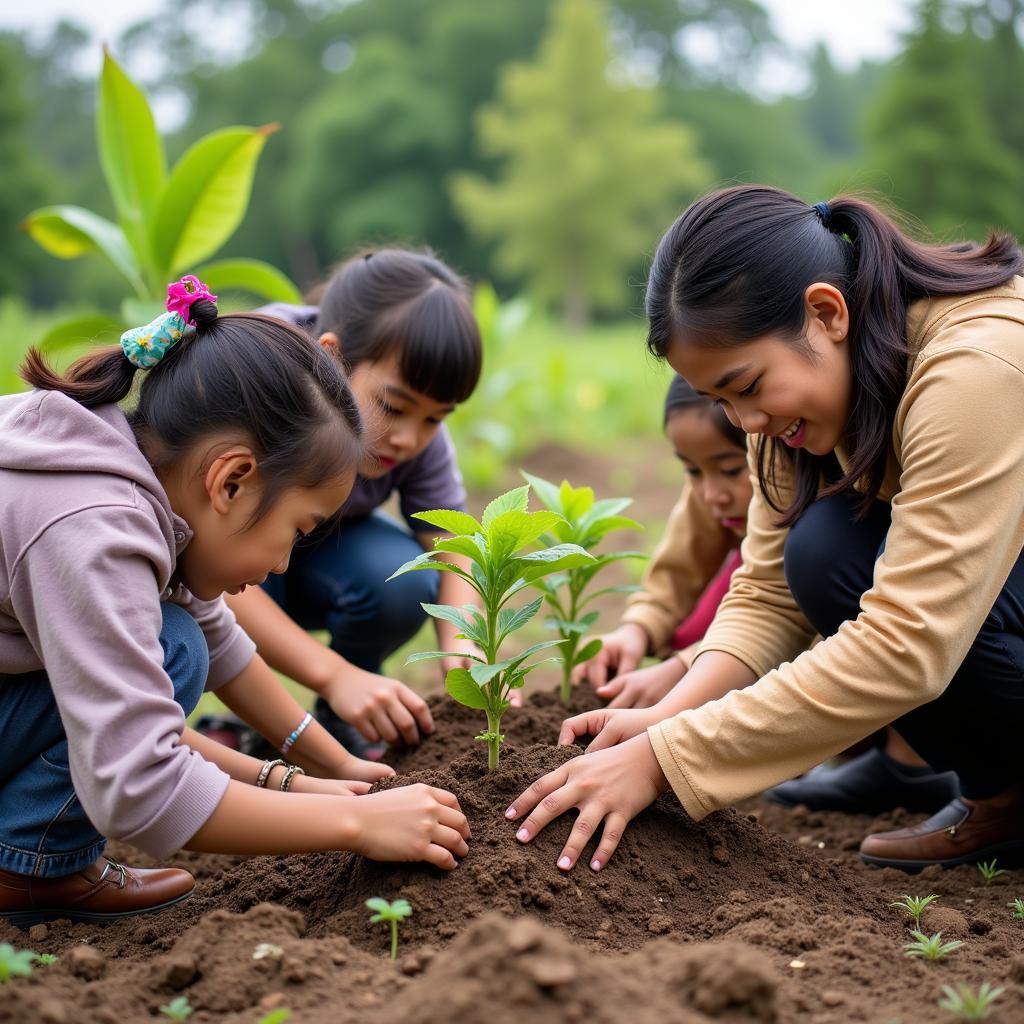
[
  {"left": 21, "top": 206, "right": 144, "bottom": 294},
  {"left": 192, "top": 258, "right": 301, "bottom": 303},
  {"left": 153, "top": 124, "right": 279, "bottom": 274},
  {"left": 97, "top": 49, "right": 166, "bottom": 266}
]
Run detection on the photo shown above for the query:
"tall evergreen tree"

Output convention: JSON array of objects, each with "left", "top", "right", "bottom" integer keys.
[{"left": 451, "top": 0, "right": 709, "bottom": 329}]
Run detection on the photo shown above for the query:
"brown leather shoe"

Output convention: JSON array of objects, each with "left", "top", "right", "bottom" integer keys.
[
  {"left": 0, "top": 856, "right": 195, "bottom": 927},
  {"left": 860, "top": 786, "right": 1024, "bottom": 872}
]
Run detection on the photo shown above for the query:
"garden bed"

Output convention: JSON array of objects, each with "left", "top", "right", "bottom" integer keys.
[{"left": 2, "top": 688, "right": 1022, "bottom": 1023}]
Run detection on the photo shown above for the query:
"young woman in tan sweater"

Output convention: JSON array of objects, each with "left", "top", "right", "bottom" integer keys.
[{"left": 506, "top": 185, "right": 1024, "bottom": 874}]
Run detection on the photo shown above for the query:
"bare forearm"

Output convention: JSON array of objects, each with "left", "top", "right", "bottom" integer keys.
[
  {"left": 224, "top": 586, "right": 341, "bottom": 694},
  {"left": 656, "top": 651, "right": 757, "bottom": 717},
  {"left": 180, "top": 727, "right": 267, "bottom": 784},
  {"left": 215, "top": 657, "right": 350, "bottom": 778},
  {"left": 184, "top": 782, "right": 356, "bottom": 855}
]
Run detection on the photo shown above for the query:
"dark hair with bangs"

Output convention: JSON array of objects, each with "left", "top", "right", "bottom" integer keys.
[
  {"left": 663, "top": 373, "right": 746, "bottom": 450},
  {"left": 20, "top": 300, "right": 365, "bottom": 523},
  {"left": 646, "top": 185, "right": 1022, "bottom": 527},
  {"left": 314, "top": 247, "right": 482, "bottom": 405}
]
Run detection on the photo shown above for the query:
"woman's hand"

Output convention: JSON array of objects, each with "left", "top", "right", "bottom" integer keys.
[
  {"left": 594, "top": 655, "right": 686, "bottom": 709},
  {"left": 345, "top": 784, "right": 471, "bottom": 870},
  {"left": 322, "top": 665, "right": 433, "bottom": 747},
  {"left": 557, "top": 704, "right": 667, "bottom": 752},
  {"left": 572, "top": 623, "right": 649, "bottom": 689},
  {"left": 505, "top": 734, "right": 669, "bottom": 871}
]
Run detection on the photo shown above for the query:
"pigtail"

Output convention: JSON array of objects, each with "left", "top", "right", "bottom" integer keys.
[{"left": 19, "top": 345, "right": 138, "bottom": 409}]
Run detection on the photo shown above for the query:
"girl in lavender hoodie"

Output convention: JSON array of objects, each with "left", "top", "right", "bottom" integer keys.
[{"left": 0, "top": 279, "right": 469, "bottom": 926}]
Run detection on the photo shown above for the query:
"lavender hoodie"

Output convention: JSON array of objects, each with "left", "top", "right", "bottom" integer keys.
[{"left": 0, "top": 389, "right": 255, "bottom": 858}]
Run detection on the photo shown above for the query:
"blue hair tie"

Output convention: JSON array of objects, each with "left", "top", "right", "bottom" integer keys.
[{"left": 813, "top": 201, "right": 833, "bottom": 230}]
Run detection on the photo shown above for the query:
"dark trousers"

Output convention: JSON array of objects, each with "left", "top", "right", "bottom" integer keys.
[
  {"left": 262, "top": 511, "right": 439, "bottom": 675},
  {"left": 784, "top": 493, "right": 1024, "bottom": 799}
]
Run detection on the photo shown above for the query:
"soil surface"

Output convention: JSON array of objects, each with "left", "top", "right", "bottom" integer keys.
[{"left": 3, "top": 687, "right": 1022, "bottom": 1024}]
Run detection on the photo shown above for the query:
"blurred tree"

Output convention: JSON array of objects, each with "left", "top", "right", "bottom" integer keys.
[
  {"left": 865, "top": 0, "right": 1021, "bottom": 239},
  {"left": 452, "top": 0, "right": 709, "bottom": 330},
  {"left": 0, "top": 34, "right": 55, "bottom": 302}
]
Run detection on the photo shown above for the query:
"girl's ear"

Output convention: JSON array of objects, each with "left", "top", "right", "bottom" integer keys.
[
  {"left": 804, "top": 282, "right": 849, "bottom": 344},
  {"left": 205, "top": 448, "right": 259, "bottom": 517},
  {"left": 318, "top": 331, "right": 341, "bottom": 356}
]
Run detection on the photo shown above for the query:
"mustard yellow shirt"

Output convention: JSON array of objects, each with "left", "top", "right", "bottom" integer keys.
[{"left": 649, "top": 278, "right": 1024, "bottom": 821}]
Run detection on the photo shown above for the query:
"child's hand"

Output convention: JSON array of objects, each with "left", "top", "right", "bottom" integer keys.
[
  {"left": 346, "top": 784, "right": 470, "bottom": 870},
  {"left": 323, "top": 666, "right": 433, "bottom": 747},
  {"left": 290, "top": 775, "right": 373, "bottom": 797},
  {"left": 572, "top": 623, "right": 649, "bottom": 689},
  {"left": 596, "top": 655, "right": 686, "bottom": 708},
  {"left": 333, "top": 751, "right": 396, "bottom": 784}
]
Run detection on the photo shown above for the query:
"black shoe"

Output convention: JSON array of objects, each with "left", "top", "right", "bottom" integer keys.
[
  {"left": 314, "top": 698, "right": 386, "bottom": 761},
  {"left": 764, "top": 748, "right": 960, "bottom": 814}
]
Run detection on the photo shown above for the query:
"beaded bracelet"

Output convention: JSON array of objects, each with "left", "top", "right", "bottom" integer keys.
[
  {"left": 280, "top": 712, "right": 313, "bottom": 756},
  {"left": 279, "top": 765, "right": 305, "bottom": 792},
  {"left": 256, "top": 758, "right": 286, "bottom": 788}
]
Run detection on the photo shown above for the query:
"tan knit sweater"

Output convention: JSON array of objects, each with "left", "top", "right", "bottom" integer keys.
[{"left": 648, "top": 278, "right": 1024, "bottom": 821}]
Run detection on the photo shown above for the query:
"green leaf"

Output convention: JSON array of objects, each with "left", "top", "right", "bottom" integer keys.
[
  {"left": 97, "top": 49, "right": 166, "bottom": 267},
  {"left": 579, "top": 497, "right": 634, "bottom": 529},
  {"left": 488, "top": 510, "right": 564, "bottom": 552},
  {"left": 511, "top": 638, "right": 569, "bottom": 664},
  {"left": 581, "top": 515, "right": 644, "bottom": 545},
  {"left": 391, "top": 899, "right": 412, "bottom": 919},
  {"left": 445, "top": 668, "right": 489, "bottom": 709},
  {"left": 497, "top": 595, "right": 543, "bottom": 637},
  {"left": 482, "top": 485, "right": 530, "bottom": 533},
  {"left": 21, "top": 206, "right": 144, "bottom": 293},
  {"left": 36, "top": 314, "right": 125, "bottom": 355},
  {"left": 191, "top": 257, "right": 301, "bottom": 303},
  {"left": 559, "top": 479, "right": 594, "bottom": 520},
  {"left": 421, "top": 603, "right": 476, "bottom": 635},
  {"left": 121, "top": 298, "right": 165, "bottom": 326},
  {"left": 468, "top": 660, "right": 507, "bottom": 685},
  {"left": 258, "top": 1011, "right": 292, "bottom": 1024},
  {"left": 575, "top": 638, "right": 603, "bottom": 663},
  {"left": 432, "top": 536, "right": 485, "bottom": 562},
  {"left": 405, "top": 650, "right": 484, "bottom": 665},
  {"left": 521, "top": 469, "right": 562, "bottom": 512},
  {"left": 412, "top": 509, "right": 483, "bottom": 535},
  {"left": 387, "top": 552, "right": 456, "bottom": 581},
  {"left": 365, "top": 897, "right": 391, "bottom": 914},
  {"left": 579, "top": 583, "right": 643, "bottom": 608},
  {"left": 514, "top": 544, "right": 595, "bottom": 583},
  {"left": 154, "top": 124, "right": 279, "bottom": 275}
]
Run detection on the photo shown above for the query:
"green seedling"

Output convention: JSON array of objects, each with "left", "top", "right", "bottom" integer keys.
[
  {"left": 0, "top": 944, "right": 37, "bottom": 982},
  {"left": 976, "top": 860, "right": 1005, "bottom": 885},
  {"left": 522, "top": 472, "right": 644, "bottom": 703},
  {"left": 159, "top": 996, "right": 194, "bottom": 1021},
  {"left": 257, "top": 1011, "right": 291, "bottom": 1024},
  {"left": 367, "top": 897, "right": 412, "bottom": 961},
  {"left": 903, "top": 930, "right": 963, "bottom": 961},
  {"left": 390, "top": 485, "right": 594, "bottom": 768},
  {"left": 1007, "top": 897, "right": 1024, "bottom": 921},
  {"left": 938, "top": 981, "right": 1004, "bottom": 1020},
  {"left": 891, "top": 894, "right": 941, "bottom": 930},
  {"left": 34, "top": 953, "right": 58, "bottom": 966}
]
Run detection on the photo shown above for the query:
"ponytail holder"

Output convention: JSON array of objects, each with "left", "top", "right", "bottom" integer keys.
[
  {"left": 166, "top": 275, "right": 218, "bottom": 326},
  {"left": 119, "top": 276, "right": 217, "bottom": 370},
  {"left": 813, "top": 201, "right": 833, "bottom": 230}
]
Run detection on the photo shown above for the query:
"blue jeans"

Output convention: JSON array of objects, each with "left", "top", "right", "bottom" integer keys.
[
  {"left": 0, "top": 603, "right": 208, "bottom": 877},
  {"left": 262, "top": 511, "right": 439, "bottom": 675},
  {"left": 784, "top": 493, "right": 1024, "bottom": 799}
]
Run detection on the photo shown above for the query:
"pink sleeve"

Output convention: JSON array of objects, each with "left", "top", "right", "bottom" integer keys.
[{"left": 671, "top": 548, "right": 744, "bottom": 651}]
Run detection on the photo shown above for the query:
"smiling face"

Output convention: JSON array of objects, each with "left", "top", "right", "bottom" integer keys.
[
  {"left": 165, "top": 445, "right": 355, "bottom": 601},
  {"left": 344, "top": 352, "right": 456, "bottom": 478},
  {"left": 666, "top": 408, "right": 752, "bottom": 535},
  {"left": 665, "top": 284, "right": 853, "bottom": 457}
]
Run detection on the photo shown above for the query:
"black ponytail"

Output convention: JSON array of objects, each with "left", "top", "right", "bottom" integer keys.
[{"left": 646, "top": 185, "right": 1023, "bottom": 526}]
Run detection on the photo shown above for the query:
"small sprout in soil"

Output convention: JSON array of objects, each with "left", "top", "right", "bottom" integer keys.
[
  {"left": 0, "top": 944, "right": 37, "bottom": 982},
  {"left": 159, "top": 996, "right": 194, "bottom": 1021},
  {"left": 257, "top": 1011, "right": 291, "bottom": 1024},
  {"left": 367, "top": 897, "right": 412, "bottom": 960},
  {"left": 252, "top": 942, "right": 284, "bottom": 960},
  {"left": 891, "top": 894, "right": 941, "bottom": 930},
  {"left": 1007, "top": 897, "right": 1024, "bottom": 921},
  {"left": 903, "top": 930, "right": 964, "bottom": 961},
  {"left": 34, "top": 953, "right": 58, "bottom": 966},
  {"left": 938, "top": 981, "right": 1004, "bottom": 1020},
  {"left": 976, "top": 860, "right": 1005, "bottom": 885},
  {"left": 390, "top": 486, "right": 594, "bottom": 769},
  {"left": 522, "top": 472, "right": 645, "bottom": 703}
]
